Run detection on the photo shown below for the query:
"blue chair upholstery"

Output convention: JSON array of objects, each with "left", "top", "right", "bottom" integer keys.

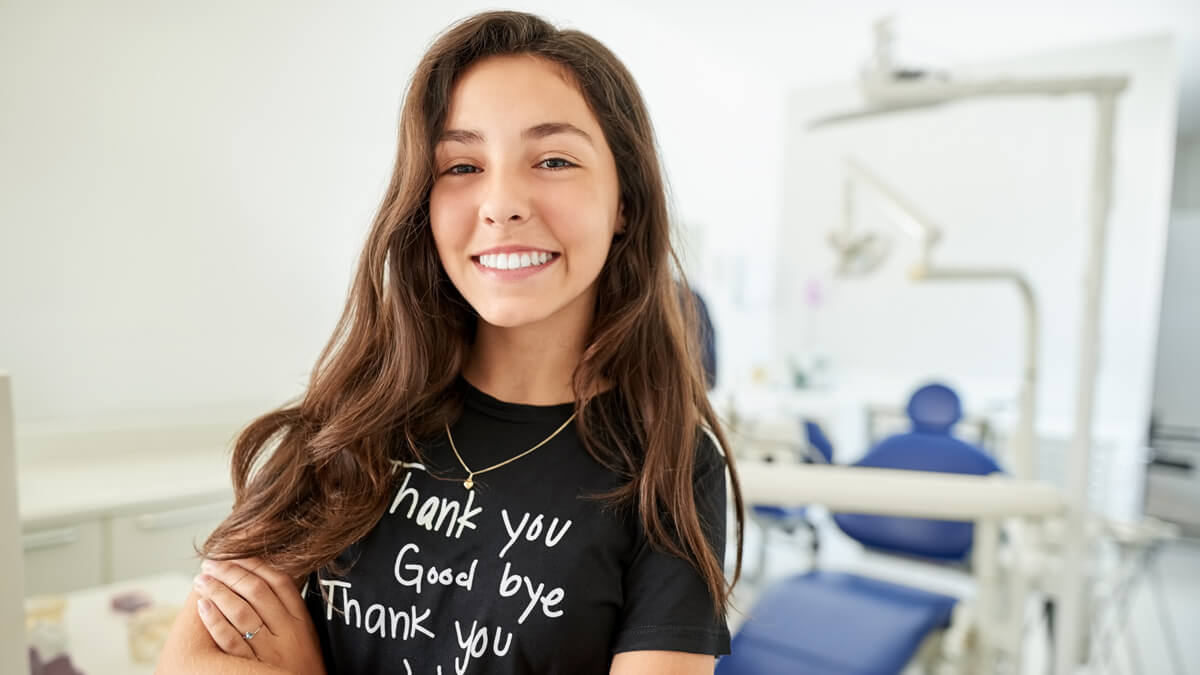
[
  {"left": 724, "top": 383, "right": 1000, "bottom": 673},
  {"left": 834, "top": 384, "right": 1002, "bottom": 562},
  {"left": 833, "top": 430, "right": 1001, "bottom": 560},
  {"left": 718, "top": 571, "right": 957, "bottom": 675},
  {"left": 803, "top": 419, "right": 835, "bottom": 463},
  {"left": 906, "top": 382, "right": 961, "bottom": 434}
]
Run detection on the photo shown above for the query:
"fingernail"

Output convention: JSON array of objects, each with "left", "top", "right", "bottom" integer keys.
[
  {"left": 198, "top": 598, "right": 211, "bottom": 614},
  {"left": 193, "top": 574, "right": 209, "bottom": 587}
]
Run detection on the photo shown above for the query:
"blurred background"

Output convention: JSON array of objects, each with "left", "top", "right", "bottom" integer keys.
[{"left": 1, "top": 1, "right": 1197, "bottom": 673}]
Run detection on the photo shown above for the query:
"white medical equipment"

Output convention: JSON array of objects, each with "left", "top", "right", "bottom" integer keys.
[
  {"left": 815, "top": 17, "right": 1127, "bottom": 674},
  {"left": 828, "top": 155, "right": 1040, "bottom": 484},
  {"left": 731, "top": 16, "right": 1155, "bottom": 674}
]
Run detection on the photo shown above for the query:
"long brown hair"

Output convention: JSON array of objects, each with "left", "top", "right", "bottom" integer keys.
[{"left": 202, "top": 9, "right": 744, "bottom": 614}]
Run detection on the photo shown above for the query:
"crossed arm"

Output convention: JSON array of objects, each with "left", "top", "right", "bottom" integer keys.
[
  {"left": 156, "top": 559, "right": 715, "bottom": 675},
  {"left": 155, "top": 559, "right": 323, "bottom": 675}
]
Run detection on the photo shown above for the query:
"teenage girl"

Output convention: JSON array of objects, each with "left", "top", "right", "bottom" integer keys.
[{"left": 159, "top": 10, "right": 744, "bottom": 674}]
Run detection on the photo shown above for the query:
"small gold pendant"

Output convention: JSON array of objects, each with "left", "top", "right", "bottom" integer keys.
[{"left": 463, "top": 478, "right": 474, "bottom": 490}]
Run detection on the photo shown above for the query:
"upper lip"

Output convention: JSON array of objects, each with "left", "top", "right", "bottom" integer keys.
[{"left": 471, "top": 245, "right": 558, "bottom": 257}]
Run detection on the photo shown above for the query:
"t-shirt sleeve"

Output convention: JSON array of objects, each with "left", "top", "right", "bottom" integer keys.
[{"left": 612, "top": 429, "right": 732, "bottom": 656}]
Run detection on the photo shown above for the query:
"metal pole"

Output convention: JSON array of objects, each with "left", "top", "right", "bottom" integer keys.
[
  {"left": 973, "top": 518, "right": 1001, "bottom": 672},
  {"left": 1054, "top": 90, "right": 1119, "bottom": 675},
  {"left": 916, "top": 267, "right": 1039, "bottom": 481}
]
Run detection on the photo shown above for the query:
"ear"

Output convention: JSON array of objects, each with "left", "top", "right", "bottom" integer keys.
[{"left": 615, "top": 203, "right": 626, "bottom": 236}]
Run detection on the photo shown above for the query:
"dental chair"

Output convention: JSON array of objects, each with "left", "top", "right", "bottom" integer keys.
[
  {"left": 719, "top": 383, "right": 1004, "bottom": 675},
  {"left": 748, "top": 420, "right": 834, "bottom": 580}
]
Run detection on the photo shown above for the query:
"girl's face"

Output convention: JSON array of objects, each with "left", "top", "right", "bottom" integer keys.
[{"left": 429, "top": 54, "right": 623, "bottom": 335}]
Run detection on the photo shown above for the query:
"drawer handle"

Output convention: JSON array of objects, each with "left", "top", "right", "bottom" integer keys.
[
  {"left": 23, "top": 527, "right": 81, "bottom": 551},
  {"left": 1150, "top": 456, "right": 1194, "bottom": 473},
  {"left": 134, "top": 503, "right": 231, "bottom": 531}
]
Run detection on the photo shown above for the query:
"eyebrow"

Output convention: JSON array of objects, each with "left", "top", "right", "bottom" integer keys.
[
  {"left": 439, "top": 128, "right": 484, "bottom": 145},
  {"left": 437, "top": 122, "right": 594, "bottom": 146},
  {"left": 523, "top": 122, "right": 593, "bottom": 145}
]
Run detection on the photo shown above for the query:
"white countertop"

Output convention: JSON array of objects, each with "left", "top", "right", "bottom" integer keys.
[{"left": 16, "top": 424, "right": 237, "bottom": 527}]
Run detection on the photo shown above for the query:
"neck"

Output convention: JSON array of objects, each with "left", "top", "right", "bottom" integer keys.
[{"left": 462, "top": 318, "right": 589, "bottom": 407}]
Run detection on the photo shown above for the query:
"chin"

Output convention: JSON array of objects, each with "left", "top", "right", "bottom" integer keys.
[{"left": 476, "top": 304, "right": 557, "bottom": 329}]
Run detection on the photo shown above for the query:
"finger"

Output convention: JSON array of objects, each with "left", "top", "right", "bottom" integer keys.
[
  {"left": 197, "top": 595, "right": 258, "bottom": 659},
  {"left": 195, "top": 572, "right": 270, "bottom": 639},
  {"left": 225, "top": 557, "right": 309, "bottom": 622},
  {"left": 200, "top": 561, "right": 287, "bottom": 633}
]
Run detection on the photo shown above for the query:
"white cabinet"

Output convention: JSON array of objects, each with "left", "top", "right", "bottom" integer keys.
[
  {"left": 108, "top": 499, "right": 233, "bottom": 581},
  {"left": 21, "top": 520, "right": 105, "bottom": 596},
  {"left": 21, "top": 496, "right": 234, "bottom": 597},
  {"left": 18, "top": 437, "right": 236, "bottom": 597}
]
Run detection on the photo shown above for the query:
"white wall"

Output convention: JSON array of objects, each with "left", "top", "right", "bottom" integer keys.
[
  {"left": 0, "top": 0, "right": 781, "bottom": 432},
  {"left": 0, "top": 3, "right": 1186, "bottom": 452},
  {"left": 775, "top": 35, "right": 1179, "bottom": 452}
]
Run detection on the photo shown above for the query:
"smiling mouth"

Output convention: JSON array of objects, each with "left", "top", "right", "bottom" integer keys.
[{"left": 472, "top": 251, "right": 560, "bottom": 271}]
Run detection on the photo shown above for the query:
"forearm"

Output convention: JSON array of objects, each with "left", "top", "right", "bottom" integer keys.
[
  {"left": 156, "top": 652, "right": 293, "bottom": 675},
  {"left": 610, "top": 651, "right": 715, "bottom": 674},
  {"left": 156, "top": 590, "right": 313, "bottom": 675}
]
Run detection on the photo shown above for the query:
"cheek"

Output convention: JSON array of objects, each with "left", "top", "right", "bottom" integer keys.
[
  {"left": 538, "top": 189, "right": 617, "bottom": 254},
  {"left": 428, "top": 191, "right": 470, "bottom": 260}
]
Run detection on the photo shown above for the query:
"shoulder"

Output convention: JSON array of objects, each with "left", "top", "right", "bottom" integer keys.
[
  {"left": 690, "top": 426, "right": 728, "bottom": 525},
  {"left": 694, "top": 425, "right": 727, "bottom": 480}
]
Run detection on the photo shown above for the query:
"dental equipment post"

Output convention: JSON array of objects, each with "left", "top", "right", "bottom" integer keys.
[{"left": 808, "top": 17, "right": 1128, "bottom": 675}]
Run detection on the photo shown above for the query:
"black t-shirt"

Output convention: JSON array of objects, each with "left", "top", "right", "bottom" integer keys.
[{"left": 300, "top": 380, "right": 731, "bottom": 674}]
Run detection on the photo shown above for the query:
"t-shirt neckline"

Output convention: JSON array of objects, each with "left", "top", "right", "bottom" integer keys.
[{"left": 459, "top": 376, "right": 577, "bottom": 424}]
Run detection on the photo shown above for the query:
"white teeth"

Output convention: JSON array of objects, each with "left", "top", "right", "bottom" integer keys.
[{"left": 477, "top": 251, "right": 554, "bottom": 270}]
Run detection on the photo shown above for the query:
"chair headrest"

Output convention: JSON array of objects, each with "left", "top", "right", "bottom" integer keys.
[
  {"left": 802, "top": 420, "right": 834, "bottom": 463},
  {"left": 906, "top": 383, "right": 962, "bottom": 434}
]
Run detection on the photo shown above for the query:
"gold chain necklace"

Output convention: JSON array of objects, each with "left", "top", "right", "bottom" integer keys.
[{"left": 445, "top": 412, "right": 577, "bottom": 490}]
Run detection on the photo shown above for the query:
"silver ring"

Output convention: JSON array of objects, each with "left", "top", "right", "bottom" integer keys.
[{"left": 243, "top": 624, "right": 264, "bottom": 641}]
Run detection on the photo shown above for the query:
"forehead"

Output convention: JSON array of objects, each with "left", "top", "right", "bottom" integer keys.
[{"left": 442, "top": 54, "right": 601, "bottom": 138}]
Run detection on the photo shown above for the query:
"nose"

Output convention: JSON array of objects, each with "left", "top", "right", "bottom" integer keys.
[{"left": 478, "top": 168, "right": 531, "bottom": 227}]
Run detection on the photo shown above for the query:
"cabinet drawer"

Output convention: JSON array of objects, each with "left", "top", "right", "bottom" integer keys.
[
  {"left": 22, "top": 520, "right": 104, "bottom": 596},
  {"left": 108, "top": 500, "right": 233, "bottom": 582}
]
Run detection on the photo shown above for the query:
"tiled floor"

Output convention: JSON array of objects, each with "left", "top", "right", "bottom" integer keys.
[{"left": 724, "top": 511, "right": 1199, "bottom": 674}]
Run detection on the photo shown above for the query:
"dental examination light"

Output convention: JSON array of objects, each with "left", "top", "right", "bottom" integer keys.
[{"left": 810, "top": 17, "right": 1128, "bottom": 675}]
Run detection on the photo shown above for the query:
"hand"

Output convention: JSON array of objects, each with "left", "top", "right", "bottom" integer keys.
[{"left": 193, "top": 558, "right": 326, "bottom": 675}]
